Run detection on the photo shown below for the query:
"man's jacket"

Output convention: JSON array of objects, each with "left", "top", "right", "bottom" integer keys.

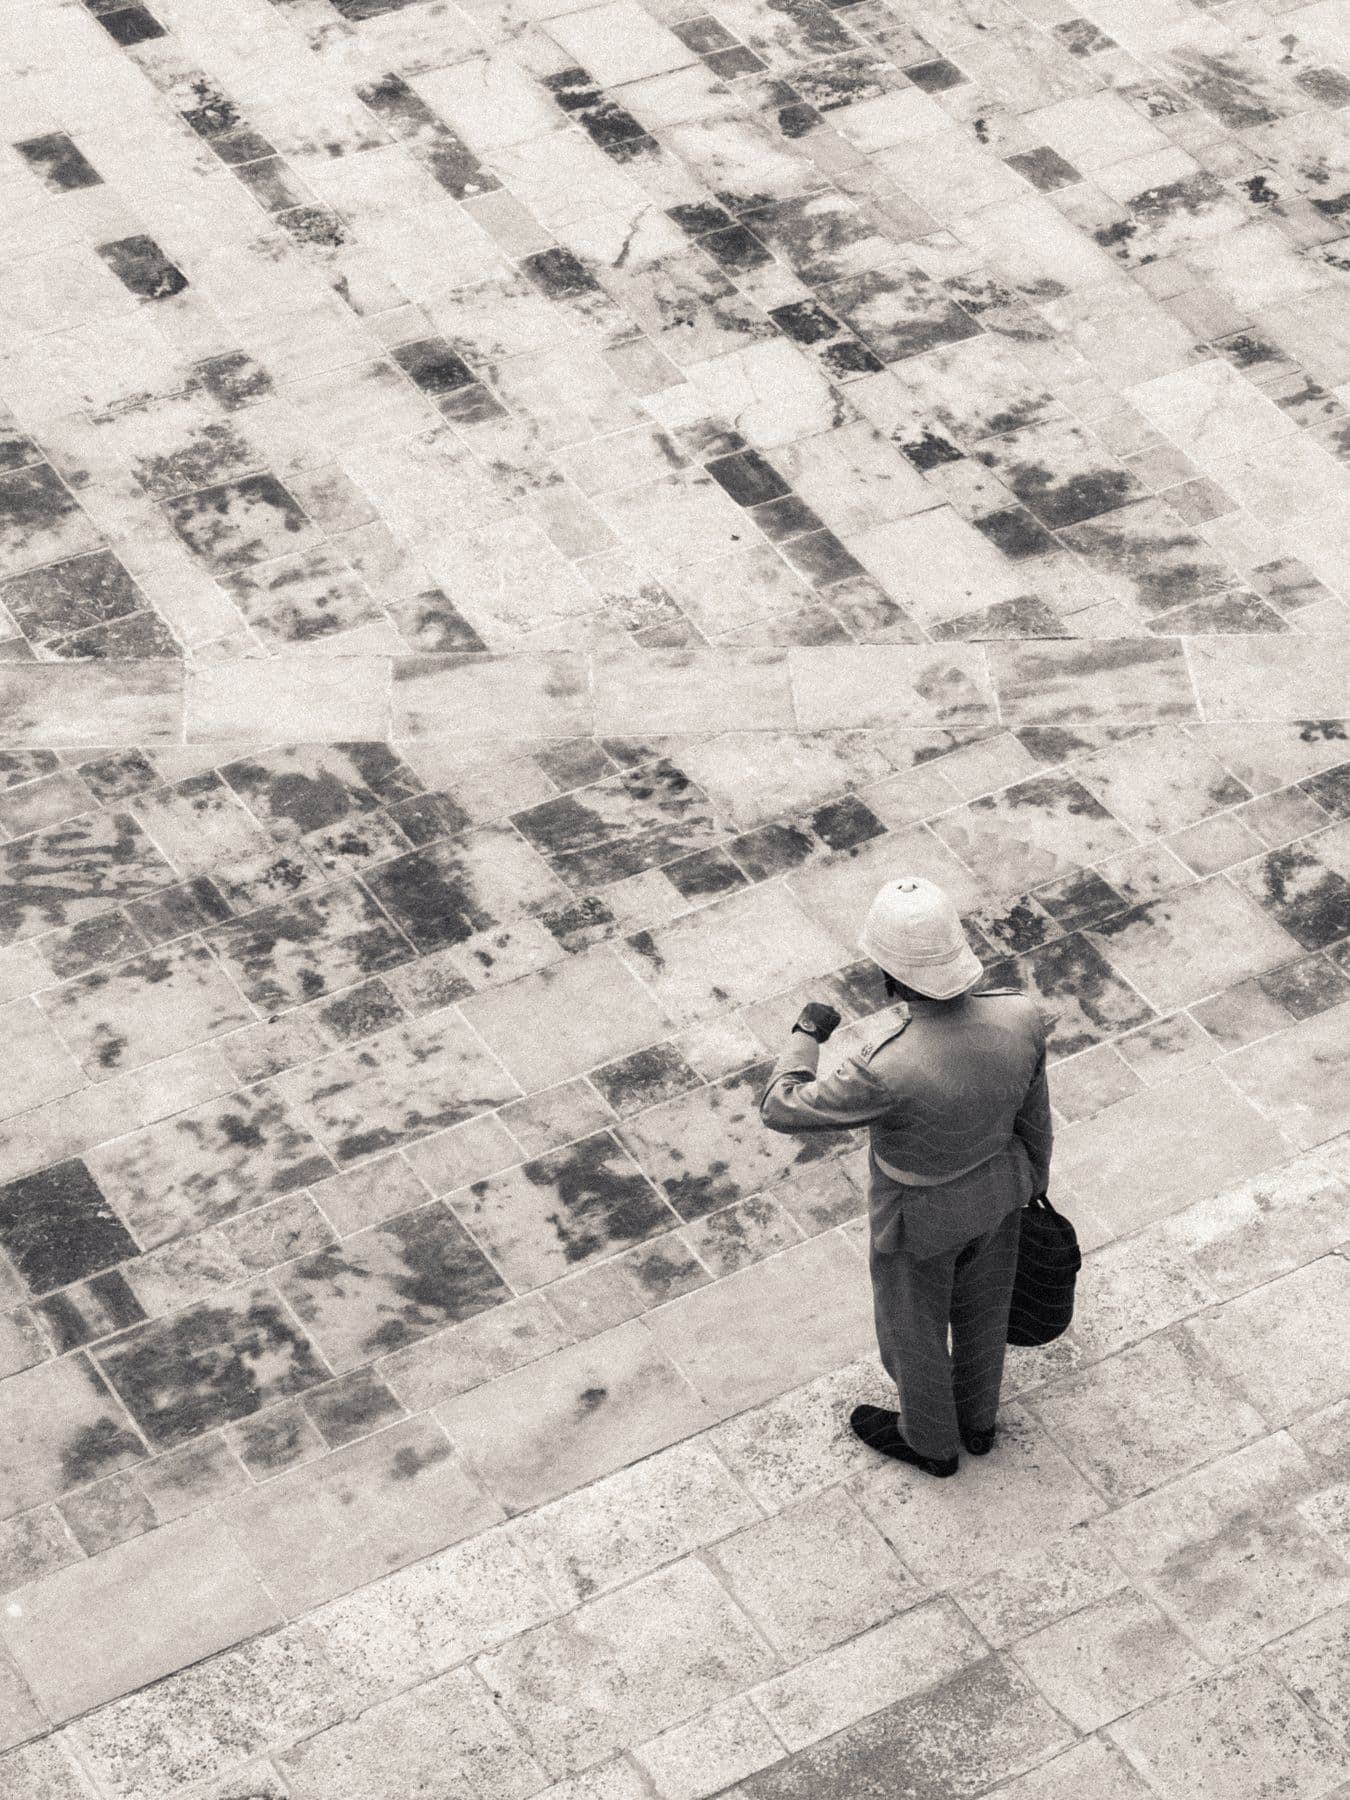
[{"left": 760, "top": 989, "right": 1053, "bottom": 1260}]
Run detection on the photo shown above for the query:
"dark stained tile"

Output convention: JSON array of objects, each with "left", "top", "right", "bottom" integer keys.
[
  {"left": 191, "top": 350, "right": 274, "bottom": 411},
  {"left": 229, "top": 1397, "right": 325, "bottom": 1478},
  {"left": 905, "top": 55, "right": 967, "bottom": 91},
  {"left": 451, "top": 1130, "right": 674, "bottom": 1291},
  {"left": 0, "top": 751, "right": 60, "bottom": 789},
  {"left": 220, "top": 742, "right": 420, "bottom": 837},
  {"left": 1060, "top": 497, "right": 1244, "bottom": 616},
  {"left": 296, "top": 951, "right": 392, "bottom": 1031},
  {"left": 95, "top": 234, "right": 188, "bottom": 299},
  {"left": 590, "top": 1041, "right": 704, "bottom": 1116},
  {"left": 665, "top": 846, "right": 749, "bottom": 900},
  {"left": 94, "top": 1282, "right": 329, "bottom": 1449},
  {"left": 820, "top": 262, "right": 982, "bottom": 362},
  {"left": 301, "top": 1367, "right": 406, "bottom": 1447},
  {"left": 217, "top": 547, "right": 380, "bottom": 645},
  {"left": 388, "top": 587, "right": 489, "bottom": 653},
  {"left": 1004, "top": 146, "right": 1081, "bottom": 190},
  {"left": 512, "top": 758, "right": 721, "bottom": 887},
  {"left": 706, "top": 449, "right": 792, "bottom": 507},
  {"left": 2, "top": 1354, "right": 146, "bottom": 1516},
  {"left": 361, "top": 826, "right": 565, "bottom": 952},
  {"left": 162, "top": 473, "right": 319, "bottom": 571},
  {"left": 126, "top": 875, "right": 232, "bottom": 946},
  {"left": 617, "top": 1063, "right": 832, "bottom": 1220},
  {"left": 1033, "top": 869, "right": 1128, "bottom": 932},
  {"left": 1301, "top": 762, "right": 1350, "bottom": 820},
  {"left": 275, "top": 1201, "right": 509, "bottom": 1368},
  {"left": 39, "top": 936, "right": 253, "bottom": 1075},
  {"left": 730, "top": 819, "right": 816, "bottom": 881},
  {"left": 276, "top": 1011, "right": 520, "bottom": 1163},
  {"left": 13, "top": 133, "right": 102, "bottom": 192},
  {"left": 95, "top": 6, "right": 167, "bottom": 44},
  {"left": 1257, "top": 952, "right": 1350, "bottom": 1020},
  {"left": 0, "top": 1161, "right": 138, "bottom": 1297},
  {"left": 985, "top": 932, "right": 1156, "bottom": 1058},
  {"left": 207, "top": 878, "right": 413, "bottom": 1011},
  {"left": 0, "top": 464, "right": 102, "bottom": 578},
  {"left": 391, "top": 337, "right": 476, "bottom": 395},
  {"left": 976, "top": 419, "right": 1145, "bottom": 528},
  {"left": 1228, "top": 844, "right": 1350, "bottom": 950},
  {"left": 810, "top": 795, "right": 886, "bottom": 851},
  {"left": 38, "top": 908, "right": 148, "bottom": 979},
  {"left": 85, "top": 1083, "right": 335, "bottom": 1249},
  {"left": 34, "top": 1270, "right": 146, "bottom": 1353},
  {"left": 75, "top": 749, "right": 160, "bottom": 804},
  {"left": 740, "top": 1655, "right": 1068, "bottom": 1798}
]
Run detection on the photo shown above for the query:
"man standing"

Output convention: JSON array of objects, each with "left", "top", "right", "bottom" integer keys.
[{"left": 760, "top": 876, "right": 1052, "bottom": 1479}]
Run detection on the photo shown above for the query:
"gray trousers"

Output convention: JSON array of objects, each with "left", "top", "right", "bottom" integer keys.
[{"left": 869, "top": 1205, "right": 1022, "bottom": 1462}]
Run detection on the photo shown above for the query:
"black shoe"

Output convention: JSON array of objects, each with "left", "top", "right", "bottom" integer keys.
[
  {"left": 961, "top": 1426, "right": 996, "bottom": 1457},
  {"left": 849, "top": 1405, "right": 958, "bottom": 1478}
]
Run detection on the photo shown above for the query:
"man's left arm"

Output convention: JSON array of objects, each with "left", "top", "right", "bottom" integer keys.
[{"left": 760, "top": 1005, "right": 893, "bottom": 1135}]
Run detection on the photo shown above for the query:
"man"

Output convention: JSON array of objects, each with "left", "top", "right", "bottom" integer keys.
[{"left": 760, "top": 876, "right": 1052, "bottom": 1479}]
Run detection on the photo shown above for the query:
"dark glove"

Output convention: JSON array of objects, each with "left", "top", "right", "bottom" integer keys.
[{"left": 794, "top": 1002, "right": 841, "bottom": 1042}]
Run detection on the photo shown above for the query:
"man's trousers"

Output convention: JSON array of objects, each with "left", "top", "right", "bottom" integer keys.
[{"left": 869, "top": 1205, "right": 1022, "bottom": 1463}]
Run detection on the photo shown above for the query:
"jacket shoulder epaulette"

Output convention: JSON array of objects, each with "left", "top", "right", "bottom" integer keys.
[{"left": 857, "top": 1014, "right": 911, "bottom": 1065}]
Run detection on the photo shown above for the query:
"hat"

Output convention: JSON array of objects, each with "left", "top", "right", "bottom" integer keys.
[{"left": 858, "top": 877, "right": 983, "bottom": 999}]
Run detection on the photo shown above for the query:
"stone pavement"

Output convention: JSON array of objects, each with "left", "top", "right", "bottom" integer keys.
[{"left": 3, "top": 0, "right": 1350, "bottom": 1792}]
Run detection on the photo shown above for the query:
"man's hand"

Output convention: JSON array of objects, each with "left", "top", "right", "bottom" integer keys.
[{"left": 794, "top": 1002, "right": 841, "bottom": 1041}]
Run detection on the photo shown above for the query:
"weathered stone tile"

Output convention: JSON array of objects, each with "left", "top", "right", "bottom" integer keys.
[
  {"left": 1110, "top": 1661, "right": 1349, "bottom": 1800},
  {"left": 58, "top": 1469, "right": 156, "bottom": 1555},
  {"left": 634, "top": 1694, "right": 784, "bottom": 1800},
  {"left": 710, "top": 1484, "right": 919, "bottom": 1659},
  {"left": 952, "top": 1528, "right": 1127, "bottom": 1649},
  {"left": 225, "top": 1416, "right": 502, "bottom": 1614},
  {"left": 0, "top": 1159, "right": 137, "bottom": 1295},
  {"left": 38, "top": 938, "right": 253, "bottom": 1076},
  {"left": 513, "top": 1436, "right": 759, "bottom": 1608},
  {"left": 163, "top": 474, "right": 320, "bottom": 573},
  {"left": 988, "top": 931, "right": 1155, "bottom": 1059},
  {"left": 0, "top": 809, "right": 175, "bottom": 946},
  {"left": 1010, "top": 1587, "right": 1208, "bottom": 1731},
  {"left": 1159, "top": 1155, "right": 1350, "bottom": 1298},
  {"left": 306, "top": 1526, "right": 556, "bottom": 1709},
  {"left": 987, "top": 638, "right": 1198, "bottom": 726},
  {"left": 207, "top": 878, "right": 412, "bottom": 1010},
  {"left": 1032, "top": 1321, "right": 1268, "bottom": 1504},
  {"left": 186, "top": 660, "right": 392, "bottom": 743},
  {"left": 0, "top": 1736, "right": 101, "bottom": 1800},
  {"left": 70, "top": 1628, "right": 341, "bottom": 1800},
  {"left": 277, "top": 1009, "right": 520, "bottom": 1162},
  {"left": 276, "top": 1200, "right": 509, "bottom": 1369},
  {"left": 393, "top": 654, "right": 592, "bottom": 738},
  {"left": 438, "top": 1318, "right": 712, "bottom": 1512},
  {"left": 753, "top": 1599, "right": 986, "bottom": 1751},
  {"left": 617, "top": 1063, "right": 830, "bottom": 1221},
  {"left": 788, "top": 645, "right": 997, "bottom": 731},
  {"left": 86, "top": 1081, "right": 333, "bottom": 1247},
  {"left": 362, "top": 823, "right": 569, "bottom": 952},
  {"left": 932, "top": 770, "right": 1135, "bottom": 896},
  {"left": 452, "top": 1130, "right": 673, "bottom": 1291},
  {"left": 645, "top": 1233, "right": 874, "bottom": 1416},
  {"left": 1222, "top": 1002, "right": 1350, "bottom": 1149},
  {"left": 0, "top": 465, "right": 102, "bottom": 579},
  {"left": 739, "top": 1654, "right": 1072, "bottom": 1799},
  {"left": 137, "top": 1432, "right": 251, "bottom": 1523},
  {"left": 94, "top": 1280, "right": 328, "bottom": 1449},
  {"left": 218, "top": 1191, "right": 335, "bottom": 1271},
  {"left": 36, "top": 1268, "right": 146, "bottom": 1352},
  {"left": 1191, "top": 1256, "right": 1350, "bottom": 1428},
  {"left": 459, "top": 945, "right": 671, "bottom": 1090},
  {"left": 229, "top": 1398, "right": 326, "bottom": 1480},
  {"left": 1, "top": 1514, "right": 280, "bottom": 1722},
  {"left": 1267, "top": 1602, "right": 1350, "bottom": 1750},
  {"left": 513, "top": 756, "right": 721, "bottom": 885},
  {"left": 280, "top": 1665, "right": 544, "bottom": 1800},
  {"left": 1188, "top": 635, "right": 1350, "bottom": 722},
  {"left": 479, "top": 1556, "right": 776, "bottom": 1779}
]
